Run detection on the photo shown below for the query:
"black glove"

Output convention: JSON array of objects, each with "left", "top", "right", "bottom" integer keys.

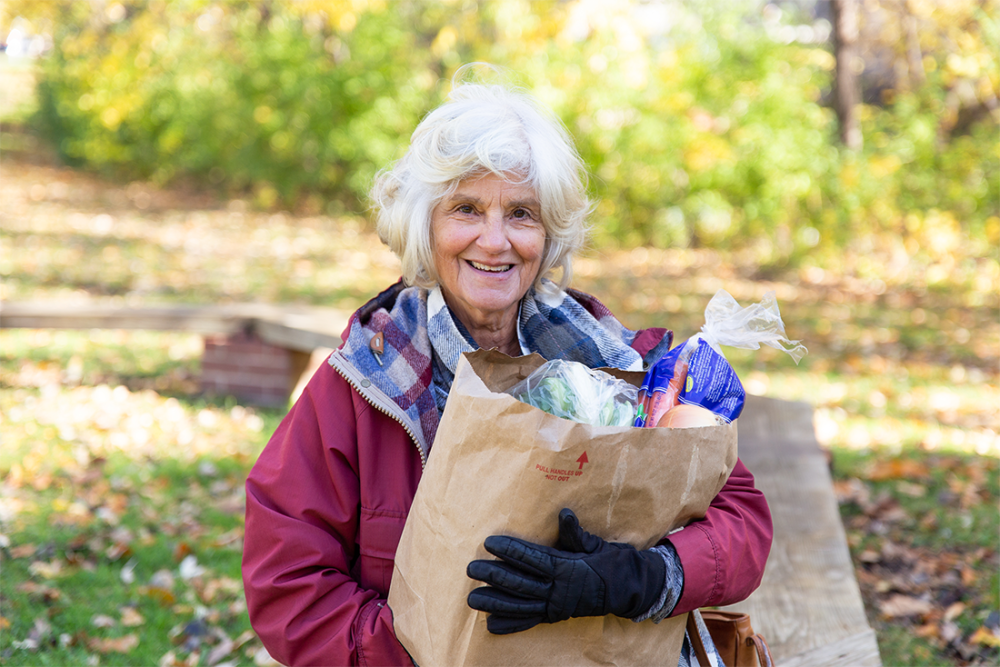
[{"left": 466, "top": 508, "right": 666, "bottom": 635}]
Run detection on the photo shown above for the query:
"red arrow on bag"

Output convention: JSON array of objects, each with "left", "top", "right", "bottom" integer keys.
[{"left": 577, "top": 452, "right": 589, "bottom": 470}]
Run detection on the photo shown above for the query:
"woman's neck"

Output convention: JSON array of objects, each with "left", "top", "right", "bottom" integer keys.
[
  {"left": 470, "top": 326, "right": 521, "bottom": 356},
  {"left": 444, "top": 296, "right": 522, "bottom": 357}
]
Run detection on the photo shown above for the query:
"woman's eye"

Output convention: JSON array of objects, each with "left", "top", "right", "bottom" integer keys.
[
  {"left": 511, "top": 208, "right": 530, "bottom": 219},
  {"left": 457, "top": 205, "right": 475, "bottom": 214}
]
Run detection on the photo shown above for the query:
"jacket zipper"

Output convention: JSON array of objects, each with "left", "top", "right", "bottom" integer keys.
[{"left": 327, "top": 351, "right": 428, "bottom": 469}]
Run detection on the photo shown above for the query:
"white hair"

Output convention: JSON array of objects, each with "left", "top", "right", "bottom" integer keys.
[{"left": 369, "top": 73, "right": 592, "bottom": 291}]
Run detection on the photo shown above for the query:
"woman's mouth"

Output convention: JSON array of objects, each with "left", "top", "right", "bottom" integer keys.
[{"left": 468, "top": 260, "right": 512, "bottom": 273}]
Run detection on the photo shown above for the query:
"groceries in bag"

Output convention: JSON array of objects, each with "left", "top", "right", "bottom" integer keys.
[
  {"left": 505, "top": 359, "right": 638, "bottom": 427},
  {"left": 635, "top": 290, "right": 807, "bottom": 428}
]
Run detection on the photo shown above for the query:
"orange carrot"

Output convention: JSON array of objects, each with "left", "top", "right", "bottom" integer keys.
[{"left": 645, "top": 359, "right": 688, "bottom": 427}]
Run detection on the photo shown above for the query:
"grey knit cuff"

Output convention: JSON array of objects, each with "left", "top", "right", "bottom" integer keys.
[{"left": 631, "top": 541, "right": 684, "bottom": 624}]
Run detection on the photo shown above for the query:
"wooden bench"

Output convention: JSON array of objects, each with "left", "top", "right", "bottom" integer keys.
[
  {"left": 727, "top": 394, "right": 883, "bottom": 666},
  {"left": 0, "top": 301, "right": 349, "bottom": 406}
]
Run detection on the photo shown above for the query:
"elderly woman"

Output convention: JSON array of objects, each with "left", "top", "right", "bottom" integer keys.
[{"left": 242, "top": 79, "right": 772, "bottom": 666}]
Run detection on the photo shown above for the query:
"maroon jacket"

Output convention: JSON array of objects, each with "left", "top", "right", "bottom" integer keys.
[{"left": 243, "top": 320, "right": 772, "bottom": 666}]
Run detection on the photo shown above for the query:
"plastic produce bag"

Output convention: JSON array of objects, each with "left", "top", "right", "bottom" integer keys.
[
  {"left": 635, "top": 290, "right": 807, "bottom": 428},
  {"left": 506, "top": 359, "right": 638, "bottom": 427}
]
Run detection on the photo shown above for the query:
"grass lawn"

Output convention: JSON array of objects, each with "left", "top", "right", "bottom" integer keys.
[{"left": 1, "top": 131, "right": 998, "bottom": 666}]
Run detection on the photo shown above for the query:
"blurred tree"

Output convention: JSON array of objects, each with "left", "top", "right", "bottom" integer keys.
[
  {"left": 847, "top": 0, "right": 998, "bottom": 136},
  {"left": 2, "top": 0, "right": 995, "bottom": 264},
  {"left": 832, "top": 0, "right": 863, "bottom": 148}
]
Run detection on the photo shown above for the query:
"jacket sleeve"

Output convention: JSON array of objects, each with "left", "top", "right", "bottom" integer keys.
[
  {"left": 666, "top": 458, "right": 773, "bottom": 615},
  {"left": 241, "top": 372, "right": 413, "bottom": 667}
]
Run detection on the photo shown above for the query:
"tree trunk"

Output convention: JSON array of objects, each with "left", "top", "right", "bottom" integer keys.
[{"left": 831, "top": 0, "right": 863, "bottom": 150}]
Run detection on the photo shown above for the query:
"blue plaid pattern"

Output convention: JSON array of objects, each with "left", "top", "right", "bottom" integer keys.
[{"left": 336, "top": 280, "right": 673, "bottom": 454}]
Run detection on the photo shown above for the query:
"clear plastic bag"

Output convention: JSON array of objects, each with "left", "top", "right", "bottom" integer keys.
[
  {"left": 506, "top": 359, "right": 638, "bottom": 427},
  {"left": 635, "top": 290, "right": 806, "bottom": 427},
  {"left": 698, "top": 290, "right": 808, "bottom": 361}
]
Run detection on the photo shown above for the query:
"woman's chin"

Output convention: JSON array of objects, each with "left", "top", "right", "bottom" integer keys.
[{"left": 447, "top": 287, "right": 523, "bottom": 324}]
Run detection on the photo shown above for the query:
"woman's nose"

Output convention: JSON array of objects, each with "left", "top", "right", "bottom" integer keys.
[{"left": 477, "top": 210, "right": 511, "bottom": 251}]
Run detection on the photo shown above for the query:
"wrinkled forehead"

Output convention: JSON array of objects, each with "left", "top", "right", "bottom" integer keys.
[{"left": 442, "top": 169, "right": 537, "bottom": 201}]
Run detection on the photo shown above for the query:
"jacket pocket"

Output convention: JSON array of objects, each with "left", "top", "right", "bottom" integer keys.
[{"left": 357, "top": 506, "right": 407, "bottom": 596}]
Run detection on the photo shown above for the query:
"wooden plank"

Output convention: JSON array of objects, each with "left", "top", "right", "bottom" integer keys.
[
  {"left": 0, "top": 302, "right": 242, "bottom": 335},
  {"left": 779, "top": 629, "right": 882, "bottom": 667},
  {"left": 725, "top": 395, "right": 882, "bottom": 666},
  {"left": 0, "top": 301, "right": 348, "bottom": 352},
  {"left": 254, "top": 314, "right": 344, "bottom": 352}
]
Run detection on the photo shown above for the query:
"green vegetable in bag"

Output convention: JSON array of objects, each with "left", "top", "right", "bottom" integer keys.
[{"left": 506, "top": 360, "right": 638, "bottom": 427}]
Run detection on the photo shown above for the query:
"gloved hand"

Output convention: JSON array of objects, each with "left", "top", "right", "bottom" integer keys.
[{"left": 467, "top": 508, "right": 666, "bottom": 635}]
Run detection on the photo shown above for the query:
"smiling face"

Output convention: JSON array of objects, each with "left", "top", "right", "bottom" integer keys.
[{"left": 430, "top": 172, "right": 546, "bottom": 350}]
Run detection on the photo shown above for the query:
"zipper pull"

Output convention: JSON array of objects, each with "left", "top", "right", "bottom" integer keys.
[{"left": 370, "top": 331, "right": 384, "bottom": 366}]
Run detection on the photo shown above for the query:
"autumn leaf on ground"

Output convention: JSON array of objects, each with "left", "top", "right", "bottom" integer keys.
[
  {"left": 120, "top": 605, "right": 145, "bottom": 626},
  {"left": 87, "top": 632, "right": 140, "bottom": 653},
  {"left": 879, "top": 594, "right": 933, "bottom": 619},
  {"left": 10, "top": 543, "right": 37, "bottom": 558},
  {"left": 971, "top": 626, "right": 1000, "bottom": 648},
  {"left": 867, "top": 458, "right": 931, "bottom": 481},
  {"left": 92, "top": 614, "right": 117, "bottom": 628}
]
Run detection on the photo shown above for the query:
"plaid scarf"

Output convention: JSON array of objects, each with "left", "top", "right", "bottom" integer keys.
[{"left": 329, "top": 280, "right": 673, "bottom": 457}]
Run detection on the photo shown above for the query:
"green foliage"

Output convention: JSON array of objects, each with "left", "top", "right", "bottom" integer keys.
[
  {"left": 28, "top": 0, "right": 442, "bottom": 211},
  {"left": 12, "top": 0, "right": 1000, "bottom": 266}
]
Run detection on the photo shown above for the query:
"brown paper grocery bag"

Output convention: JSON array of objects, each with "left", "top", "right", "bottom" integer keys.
[{"left": 388, "top": 349, "right": 738, "bottom": 667}]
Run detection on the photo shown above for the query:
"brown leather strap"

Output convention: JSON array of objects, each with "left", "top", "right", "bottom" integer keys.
[
  {"left": 687, "top": 612, "right": 713, "bottom": 667},
  {"left": 748, "top": 633, "right": 773, "bottom": 667},
  {"left": 689, "top": 609, "right": 773, "bottom": 667}
]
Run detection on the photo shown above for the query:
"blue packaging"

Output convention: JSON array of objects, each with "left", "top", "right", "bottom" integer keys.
[
  {"left": 633, "top": 337, "right": 745, "bottom": 427},
  {"left": 678, "top": 338, "right": 745, "bottom": 421}
]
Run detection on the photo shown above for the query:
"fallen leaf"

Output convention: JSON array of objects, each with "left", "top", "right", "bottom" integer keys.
[
  {"left": 940, "top": 621, "right": 962, "bottom": 644},
  {"left": 212, "top": 527, "right": 244, "bottom": 547},
  {"left": 174, "top": 542, "right": 193, "bottom": 561},
  {"left": 92, "top": 614, "right": 117, "bottom": 628},
  {"left": 28, "top": 559, "right": 63, "bottom": 579},
  {"left": 106, "top": 541, "right": 132, "bottom": 561},
  {"left": 833, "top": 477, "right": 870, "bottom": 506},
  {"left": 120, "top": 606, "right": 145, "bottom": 627},
  {"left": 87, "top": 633, "right": 140, "bottom": 654},
  {"left": 179, "top": 554, "right": 205, "bottom": 580},
  {"left": 859, "top": 549, "right": 881, "bottom": 564},
  {"left": 149, "top": 568, "right": 176, "bottom": 589},
  {"left": 876, "top": 504, "right": 909, "bottom": 523},
  {"left": 17, "top": 581, "right": 62, "bottom": 603},
  {"left": 231, "top": 629, "right": 256, "bottom": 651},
  {"left": 252, "top": 646, "right": 280, "bottom": 666},
  {"left": 120, "top": 557, "right": 138, "bottom": 585},
  {"left": 28, "top": 616, "right": 53, "bottom": 644},
  {"left": 159, "top": 649, "right": 201, "bottom": 667},
  {"left": 868, "top": 459, "right": 930, "bottom": 481},
  {"left": 879, "top": 594, "right": 933, "bottom": 619},
  {"left": 895, "top": 481, "right": 926, "bottom": 497},
  {"left": 207, "top": 628, "right": 234, "bottom": 666},
  {"left": 196, "top": 575, "right": 241, "bottom": 604},
  {"left": 944, "top": 601, "right": 966, "bottom": 622},
  {"left": 970, "top": 626, "right": 1000, "bottom": 647},
  {"left": 141, "top": 585, "right": 177, "bottom": 606},
  {"left": 10, "top": 543, "right": 37, "bottom": 559}
]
